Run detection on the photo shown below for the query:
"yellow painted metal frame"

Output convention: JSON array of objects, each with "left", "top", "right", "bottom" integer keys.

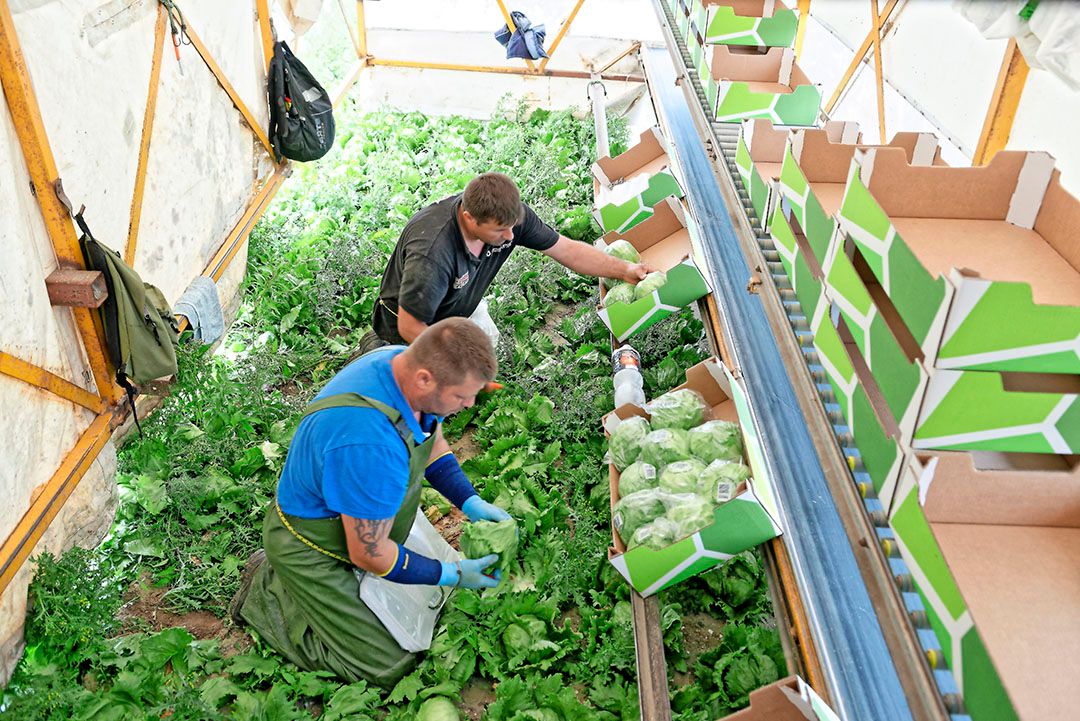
[
  {"left": 870, "top": 0, "right": 886, "bottom": 143},
  {"left": 0, "top": 0, "right": 119, "bottom": 407},
  {"left": 0, "top": 413, "right": 113, "bottom": 595},
  {"left": 356, "top": 0, "right": 368, "bottom": 59},
  {"left": 0, "top": 352, "right": 105, "bottom": 414},
  {"left": 973, "top": 38, "right": 1029, "bottom": 165},
  {"left": 124, "top": 5, "right": 167, "bottom": 266},
  {"left": 370, "top": 57, "right": 642, "bottom": 83},
  {"left": 538, "top": 0, "right": 587, "bottom": 74},
  {"left": 795, "top": 0, "right": 811, "bottom": 60},
  {"left": 822, "top": 0, "right": 899, "bottom": 116},
  {"left": 256, "top": 0, "right": 275, "bottom": 71},
  {"left": 495, "top": 0, "right": 537, "bottom": 73}
]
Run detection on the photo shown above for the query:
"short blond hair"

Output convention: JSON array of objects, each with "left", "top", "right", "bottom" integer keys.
[
  {"left": 405, "top": 317, "right": 497, "bottom": 385},
  {"left": 462, "top": 173, "right": 524, "bottom": 226}
]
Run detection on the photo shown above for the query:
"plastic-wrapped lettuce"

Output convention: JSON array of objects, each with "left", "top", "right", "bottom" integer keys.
[
  {"left": 699, "top": 460, "right": 751, "bottom": 503},
  {"left": 603, "top": 282, "right": 637, "bottom": 308},
  {"left": 602, "top": 240, "right": 639, "bottom": 290},
  {"left": 609, "top": 416, "right": 650, "bottom": 471},
  {"left": 647, "top": 388, "right": 710, "bottom": 431},
  {"left": 618, "top": 460, "right": 658, "bottom": 497},
  {"left": 639, "top": 428, "right": 692, "bottom": 469},
  {"left": 689, "top": 420, "right": 744, "bottom": 464},
  {"left": 659, "top": 459, "right": 708, "bottom": 495},
  {"left": 628, "top": 516, "right": 681, "bottom": 551},
  {"left": 604, "top": 239, "right": 641, "bottom": 264},
  {"left": 633, "top": 270, "right": 668, "bottom": 299},
  {"left": 665, "top": 494, "right": 717, "bottom": 538},
  {"left": 613, "top": 489, "right": 668, "bottom": 545}
]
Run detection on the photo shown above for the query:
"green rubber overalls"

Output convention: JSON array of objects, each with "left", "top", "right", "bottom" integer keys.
[{"left": 238, "top": 392, "right": 437, "bottom": 689}]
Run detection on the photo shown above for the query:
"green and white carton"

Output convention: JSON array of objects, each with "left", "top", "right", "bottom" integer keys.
[
  {"left": 821, "top": 226, "right": 928, "bottom": 444},
  {"left": 769, "top": 203, "right": 823, "bottom": 318},
  {"left": 709, "top": 46, "right": 821, "bottom": 124},
  {"left": 734, "top": 118, "right": 790, "bottom": 226},
  {"left": 596, "top": 198, "right": 711, "bottom": 342},
  {"left": 837, "top": 147, "right": 1080, "bottom": 374},
  {"left": 724, "top": 676, "right": 840, "bottom": 720},
  {"left": 802, "top": 269, "right": 903, "bottom": 508},
  {"left": 703, "top": 0, "right": 799, "bottom": 48},
  {"left": 604, "top": 358, "right": 782, "bottom": 597},
  {"left": 593, "top": 126, "right": 684, "bottom": 234},
  {"left": 777, "top": 124, "right": 940, "bottom": 266},
  {"left": 889, "top": 451, "right": 1080, "bottom": 720}
]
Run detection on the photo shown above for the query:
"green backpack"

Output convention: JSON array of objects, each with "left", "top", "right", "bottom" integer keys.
[{"left": 76, "top": 212, "right": 180, "bottom": 423}]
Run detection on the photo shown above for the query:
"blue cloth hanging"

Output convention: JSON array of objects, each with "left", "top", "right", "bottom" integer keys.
[{"left": 494, "top": 11, "right": 548, "bottom": 60}]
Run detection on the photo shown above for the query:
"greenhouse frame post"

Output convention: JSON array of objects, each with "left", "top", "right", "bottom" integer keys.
[
  {"left": 870, "top": 0, "right": 886, "bottom": 143},
  {"left": 795, "top": 0, "right": 811, "bottom": 60},
  {"left": 822, "top": 0, "right": 899, "bottom": 116},
  {"left": 973, "top": 38, "right": 1028, "bottom": 165},
  {"left": 589, "top": 74, "right": 609, "bottom": 159},
  {"left": 538, "top": 0, "right": 587, "bottom": 74}
]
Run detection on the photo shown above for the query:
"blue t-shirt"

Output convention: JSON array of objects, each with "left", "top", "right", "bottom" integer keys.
[{"left": 276, "top": 347, "right": 440, "bottom": 520}]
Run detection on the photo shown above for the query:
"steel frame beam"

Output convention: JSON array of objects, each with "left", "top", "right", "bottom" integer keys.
[
  {"left": 538, "top": 0, "right": 587, "bottom": 74},
  {"left": 822, "top": 0, "right": 900, "bottom": 116},
  {"left": 973, "top": 38, "right": 1029, "bottom": 165},
  {"left": 0, "top": 352, "right": 105, "bottom": 414}
]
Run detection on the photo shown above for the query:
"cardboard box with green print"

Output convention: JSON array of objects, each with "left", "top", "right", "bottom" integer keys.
[
  {"left": 703, "top": 0, "right": 799, "bottom": 48},
  {"left": 724, "top": 676, "right": 841, "bottom": 721},
  {"left": 837, "top": 147, "right": 1080, "bottom": 375},
  {"left": 602, "top": 357, "right": 782, "bottom": 597},
  {"left": 778, "top": 123, "right": 943, "bottom": 266},
  {"left": 596, "top": 197, "right": 711, "bottom": 342},
  {"left": 888, "top": 450, "right": 1080, "bottom": 721},
  {"left": 593, "top": 127, "right": 684, "bottom": 234},
  {"left": 708, "top": 45, "right": 820, "bottom": 125},
  {"left": 734, "top": 118, "right": 790, "bottom": 227}
]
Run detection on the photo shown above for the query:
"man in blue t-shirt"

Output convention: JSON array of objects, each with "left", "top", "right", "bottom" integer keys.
[{"left": 232, "top": 318, "right": 510, "bottom": 688}]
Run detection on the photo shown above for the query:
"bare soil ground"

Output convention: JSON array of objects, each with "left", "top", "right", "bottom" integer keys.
[{"left": 671, "top": 612, "right": 726, "bottom": 688}]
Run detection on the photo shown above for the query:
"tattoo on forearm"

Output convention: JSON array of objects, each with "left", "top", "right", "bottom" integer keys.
[{"left": 352, "top": 517, "right": 392, "bottom": 558}]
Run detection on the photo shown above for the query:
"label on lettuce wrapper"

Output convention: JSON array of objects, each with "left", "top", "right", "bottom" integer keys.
[
  {"left": 613, "top": 511, "right": 625, "bottom": 532},
  {"left": 714, "top": 481, "right": 736, "bottom": 505},
  {"left": 643, "top": 465, "right": 657, "bottom": 480}
]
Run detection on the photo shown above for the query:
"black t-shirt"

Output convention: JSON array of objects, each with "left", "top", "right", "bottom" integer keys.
[{"left": 372, "top": 194, "right": 560, "bottom": 343}]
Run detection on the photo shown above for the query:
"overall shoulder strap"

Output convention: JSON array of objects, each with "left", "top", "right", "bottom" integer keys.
[{"left": 301, "top": 393, "right": 414, "bottom": 447}]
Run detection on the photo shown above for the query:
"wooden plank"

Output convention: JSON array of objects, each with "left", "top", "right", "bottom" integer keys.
[
  {"left": 973, "top": 38, "right": 1029, "bottom": 165},
  {"left": 631, "top": 590, "right": 672, "bottom": 721},
  {"left": 45, "top": 268, "right": 106, "bottom": 308},
  {"left": 0, "top": 0, "right": 120, "bottom": 404},
  {"left": 870, "top": 0, "right": 886, "bottom": 143},
  {"left": 124, "top": 5, "right": 167, "bottom": 266}
]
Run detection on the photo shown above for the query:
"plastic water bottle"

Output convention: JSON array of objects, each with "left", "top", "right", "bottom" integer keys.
[{"left": 612, "top": 345, "right": 645, "bottom": 407}]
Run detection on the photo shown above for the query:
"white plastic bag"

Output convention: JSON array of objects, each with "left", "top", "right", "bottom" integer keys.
[
  {"left": 356, "top": 510, "right": 459, "bottom": 652},
  {"left": 469, "top": 297, "right": 501, "bottom": 348}
]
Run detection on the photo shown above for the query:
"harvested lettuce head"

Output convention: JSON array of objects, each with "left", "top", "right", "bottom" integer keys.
[
  {"left": 613, "top": 489, "right": 668, "bottom": 545},
  {"left": 666, "top": 495, "right": 716, "bottom": 538},
  {"left": 604, "top": 238, "right": 641, "bottom": 264},
  {"left": 417, "top": 697, "right": 460, "bottom": 721},
  {"left": 699, "top": 460, "right": 751, "bottom": 503},
  {"left": 459, "top": 519, "right": 518, "bottom": 576},
  {"left": 648, "top": 388, "right": 710, "bottom": 430},
  {"left": 659, "top": 459, "right": 708, "bottom": 495},
  {"left": 608, "top": 415, "right": 651, "bottom": 471},
  {"left": 689, "top": 420, "right": 744, "bottom": 464},
  {"left": 639, "top": 428, "right": 692, "bottom": 469},
  {"left": 633, "top": 270, "right": 668, "bottom": 299},
  {"left": 628, "top": 517, "right": 681, "bottom": 550},
  {"left": 618, "top": 460, "right": 659, "bottom": 497},
  {"left": 603, "top": 282, "right": 637, "bottom": 308}
]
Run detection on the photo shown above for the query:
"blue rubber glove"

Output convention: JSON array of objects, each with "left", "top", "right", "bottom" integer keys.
[
  {"left": 438, "top": 555, "right": 501, "bottom": 589},
  {"left": 461, "top": 495, "right": 512, "bottom": 523}
]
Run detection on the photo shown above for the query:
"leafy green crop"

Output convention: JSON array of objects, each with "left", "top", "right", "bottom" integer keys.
[{"left": 460, "top": 519, "right": 518, "bottom": 576}]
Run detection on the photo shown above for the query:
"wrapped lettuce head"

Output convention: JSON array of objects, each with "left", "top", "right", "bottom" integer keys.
[
  {"left": 639, "top": 428, "right": 692, "bottom": 469},
  {"left": 633, "top": 270, "right": 668, "bottom": 300},
  {"left": 608, "top": 415, "right": 651, "bottom": 471},
  {"left": 647, "top": 388, "right": 710, "bottom": 431},
  {"left": 627, "top": 517, "right": 681, "bottom": 551},
  {"left": 618, "top": 460, "right": 659, "bottom": 497},
  {"left": 603, "top": 282, "right": 637, "bottom": 308},
  {"left": 699, "top": 460, "right": 751, "bottom": 503},
  {"left": 613, "top": 489, "right": 668, "bottom": 546},
  {"left": 665, "top": 495, "right": 717, "bottom": 538},
  {"left": 659, "top": 459, "right": 708, "bottom": 495},
  {"left": 689, "top": 420, "right": 744, "bottom": 464},
  {"left": 604, "top": 239, "right": 641, "bottom": 264},
  {"left": 601, "top": 240, "right": 640, "bottom": 290}
]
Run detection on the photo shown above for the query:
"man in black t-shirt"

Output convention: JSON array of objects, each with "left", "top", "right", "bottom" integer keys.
[{"left": 366, "top": 173, "right": 650, "bottom": 348}]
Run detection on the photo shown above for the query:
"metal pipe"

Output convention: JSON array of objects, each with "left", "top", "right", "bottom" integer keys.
[{"left": 588, "top": 74, "right": 609, "bottom": 159}]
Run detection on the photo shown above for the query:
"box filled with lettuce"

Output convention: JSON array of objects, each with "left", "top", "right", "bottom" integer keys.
[{"left": 603, "top": 358, "right": 782, "bottom": 596}]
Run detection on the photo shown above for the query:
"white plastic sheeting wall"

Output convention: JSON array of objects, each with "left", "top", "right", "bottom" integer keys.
[{"left": 0, "top": 0, "right": 273, "bottom": 679}]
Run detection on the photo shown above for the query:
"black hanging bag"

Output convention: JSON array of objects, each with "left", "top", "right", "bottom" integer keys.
[{"left": 267, "top": 41, "right": 335, "bottom": 162}]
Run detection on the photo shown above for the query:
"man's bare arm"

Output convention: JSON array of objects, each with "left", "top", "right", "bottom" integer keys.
[
  {"left": 396, "top": 307, "right": 430, "bottom": 343},
  {"left": 341, "top": 514, "right": 398, "bottom": 574}
]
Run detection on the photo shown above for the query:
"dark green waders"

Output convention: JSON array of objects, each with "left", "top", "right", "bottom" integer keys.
[{"left": 238, "top": 392, "right": 437, "bottom": 689}]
